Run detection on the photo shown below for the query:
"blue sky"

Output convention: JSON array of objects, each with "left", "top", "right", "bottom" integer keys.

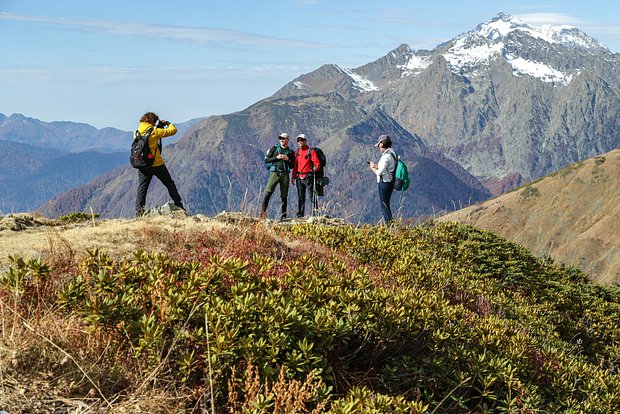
[{"left": 2, "top": 0, "right": 620, "bottom": 130}]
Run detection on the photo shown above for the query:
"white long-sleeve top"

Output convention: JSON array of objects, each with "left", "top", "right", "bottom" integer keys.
[{"left": 375, "top": 148, "right": 397, "bottom": 183}]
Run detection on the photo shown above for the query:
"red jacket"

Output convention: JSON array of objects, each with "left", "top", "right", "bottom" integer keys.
[{"left": 292, "top": 146, "right": 320, "bottom": 179}]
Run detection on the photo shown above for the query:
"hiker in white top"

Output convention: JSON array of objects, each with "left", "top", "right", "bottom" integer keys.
[{"left": 369, "top": 135, "right": 396, "bottom": 225}]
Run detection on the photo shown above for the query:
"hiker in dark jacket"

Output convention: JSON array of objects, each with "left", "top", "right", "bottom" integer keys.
[
  {"left": 292, "top": 133, "right": 321, "bottom": 218},
  {"left": 369, "top": 134, "right": 397, "bottom": 225},
  {"left": 261, "top": 133, "right": 295, "bottom": 220},
  {"left": 134, "top": 112, "right": 185, "bottom": 217}
]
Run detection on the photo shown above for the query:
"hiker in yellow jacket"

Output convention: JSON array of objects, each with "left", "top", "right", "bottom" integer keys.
[{"left": 134, "top": 112, "right": 185, "bottom": 217}]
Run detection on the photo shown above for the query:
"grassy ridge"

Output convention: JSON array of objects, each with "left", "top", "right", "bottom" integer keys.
[{"left": 1, "top": 220, "right": 620, "bottom": 413}]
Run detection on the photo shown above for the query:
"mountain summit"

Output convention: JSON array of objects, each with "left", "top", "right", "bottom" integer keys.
[
  {"left": 470, "top": 12, "right": 605, "bottom": 51},
  {"left": 442, "top": 12, "right": 607, "bottom": 85},
  {"left": 277, "top": 13, "right": 609, "bottom": 101}
]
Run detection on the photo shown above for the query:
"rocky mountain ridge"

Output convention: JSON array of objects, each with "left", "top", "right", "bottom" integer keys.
[{"left": 274, "top": 13, "right": 620, "bottom": 194}]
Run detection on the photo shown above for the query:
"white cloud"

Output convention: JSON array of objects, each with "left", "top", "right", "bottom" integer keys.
[
  {"left": 0, "top": 12, "right": 326, "bottom": 49},
  {"left": 515, "top": 13, "right": 586, "bottom": 27}
]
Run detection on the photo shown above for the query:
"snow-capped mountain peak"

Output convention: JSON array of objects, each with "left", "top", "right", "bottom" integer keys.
[
  {"left": 475, "top": 12, "right": 604, "bottom": 50},
  {"left": 274, "top": 12, "right": 614, "bottom": 101},
  {"left": 442, "top": 12, "right": 605, "bottom": 85}
]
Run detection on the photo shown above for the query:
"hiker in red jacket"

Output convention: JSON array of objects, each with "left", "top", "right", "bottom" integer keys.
[{"left": 292, "top": 134, "right": 321, "bottom": 218}]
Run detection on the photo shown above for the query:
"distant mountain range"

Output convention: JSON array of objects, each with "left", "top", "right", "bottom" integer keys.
[
  {"left": 14, "top": 12, "right": 620, "bottom": 225},
  {"left": 0, "top": 139, "right": 127, "bottom": 212},
  {"left": 0, "top": 113, "right": 204, "bottom": 213},
  {"left": 0, "top": 113, "right": 130, "bottom": 152},
  {"left": 0, "top": 113, "right": 204, "bottom": 152}
]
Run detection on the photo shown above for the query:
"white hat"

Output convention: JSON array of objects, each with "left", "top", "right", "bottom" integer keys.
[
  {"left": 278, "top": 132, "right": 289, "bottom": 139},
  {"left": 296, "top": 133, "right": 306, "bottom": 140}
]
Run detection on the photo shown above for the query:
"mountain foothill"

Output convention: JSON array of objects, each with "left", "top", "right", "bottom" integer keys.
[{"left": 3, "top": 12, "right": 620, "bottom": 283}]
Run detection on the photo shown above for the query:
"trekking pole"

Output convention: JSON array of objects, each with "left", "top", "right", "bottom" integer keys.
[{"left": 312, "top": 173, "right": 317, "bottom": 217}]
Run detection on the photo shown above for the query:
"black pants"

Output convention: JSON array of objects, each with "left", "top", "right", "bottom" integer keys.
[
  {"left": 296, "top": 176, "right": 318, "bottom": 217},
  {"left": 136, "top": 164, "right": 183, "bottom": 216},
  {"left": 378, "top": 181, "right": 394, "bottom": 225}
]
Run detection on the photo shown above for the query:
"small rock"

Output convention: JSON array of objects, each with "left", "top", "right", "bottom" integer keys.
[{"left": 144, "top": 202, "right": 188, "bottom": 217}]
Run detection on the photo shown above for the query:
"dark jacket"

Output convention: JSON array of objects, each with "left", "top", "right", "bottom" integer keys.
[{"left": 265, "top": 144, "right": 295, "bottom": 172}]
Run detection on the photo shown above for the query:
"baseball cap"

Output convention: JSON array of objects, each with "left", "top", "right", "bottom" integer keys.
[
  {"left": 296, "top": 133, "right": 306, "bottom": 141},
  {"left": 278, "top": 132, "right": 289, "bottom": 139},
  {"left": 375, "top": 134, "right": 391, "bottom": 147}
]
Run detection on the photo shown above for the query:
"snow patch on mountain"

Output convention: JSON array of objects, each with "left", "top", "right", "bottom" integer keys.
[
  {"left": 293, "top": 80, "right": 310, "bottom": 90},
  {"left": 507, "top": 55, "right": 575, "bottom": 85},
  {"left": 443, "top": 41, "right": 504, "bottom": 69},
  {"left": 341, "top": 68, "right": 379, "bottom": 92},
  {"left": 398, "top": 55, "right": 432, "bottom": 77}
]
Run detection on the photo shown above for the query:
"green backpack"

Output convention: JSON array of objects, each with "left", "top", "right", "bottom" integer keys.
[{"left": 389, "top": 152, "right": 410, "bottom": 191}]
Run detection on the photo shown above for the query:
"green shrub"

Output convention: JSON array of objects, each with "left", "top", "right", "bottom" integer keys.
[
  {"left": 58, "top": 211, "right": 99, "bottom": 223},
  {"left": 4, "top": 221, "right": 620, "bottom": 412}
]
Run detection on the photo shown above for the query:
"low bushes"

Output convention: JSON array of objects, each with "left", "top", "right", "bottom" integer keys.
[{"left": 2, "top": 221, "right": 620, "bottom": 412}]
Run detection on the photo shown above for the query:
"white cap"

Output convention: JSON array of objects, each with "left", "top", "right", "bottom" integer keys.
[
  {"left": 296, "top": 133, "right": 306, "bottom": 140},
  {"left": 278, "top": 132, "right": 289, "bottom": 139}
]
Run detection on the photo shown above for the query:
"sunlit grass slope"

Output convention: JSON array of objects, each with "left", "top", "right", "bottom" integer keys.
[{"left": 1, "top": 219, "right": 619, "bottom": 413}]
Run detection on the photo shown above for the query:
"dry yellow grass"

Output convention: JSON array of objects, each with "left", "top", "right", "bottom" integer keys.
[
  {"left": 0, "top": 213, "right": 234, "bottom": 273},
  {"left": 439, "top": 148, "right": 620, "bottom": 285},
  {"left": 0, "top": 211, "right": 342, "bottom": 413}
]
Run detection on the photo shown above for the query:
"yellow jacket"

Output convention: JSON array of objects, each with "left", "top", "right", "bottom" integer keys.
[{"left": 134, "top": 121, "right": 177, "bottom": 167}]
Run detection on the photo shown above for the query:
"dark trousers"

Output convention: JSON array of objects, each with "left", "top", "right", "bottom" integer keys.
[
  {"left": 378, "top": 181, "right": 394, "bottom": 225},
  {"left": 296, "top": 176, "right": 318, "bottom": 217},
  {"left": 261, "top": 172, "right": 289, "bottom": 219},
  {"left": 136, "top": 164, "right": 183, "bottom": 215}
]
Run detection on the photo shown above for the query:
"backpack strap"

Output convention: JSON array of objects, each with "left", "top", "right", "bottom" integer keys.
[
  {"left": 284, "top": 148, "right": 294, "bottom": 171},
  {"left": 143, "top": 127, "right": 161, "bottom": 157},
  {"left": 136, "top": 127, "right": 154, "bottom": 138},
  {"left": 271, "top": 145, "right": 292, "bottom": 172},
  {"left": 296, "top": 147, "right": 315, "bottom": 175},
  {"left": 387, "top": 150, "right": 398, "bottom": 177}
]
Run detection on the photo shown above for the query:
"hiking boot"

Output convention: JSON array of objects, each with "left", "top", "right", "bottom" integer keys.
[
  {"left": 260, "top": 209, "right": 266, "bottom": 220},
  {"left": 172, "top": 204, "right": 188, "bottom": 215}
]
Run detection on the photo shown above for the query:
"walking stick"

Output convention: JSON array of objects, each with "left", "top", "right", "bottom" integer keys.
[{"left": 312, "top": 173, "right": 317, "bottom": 217}]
